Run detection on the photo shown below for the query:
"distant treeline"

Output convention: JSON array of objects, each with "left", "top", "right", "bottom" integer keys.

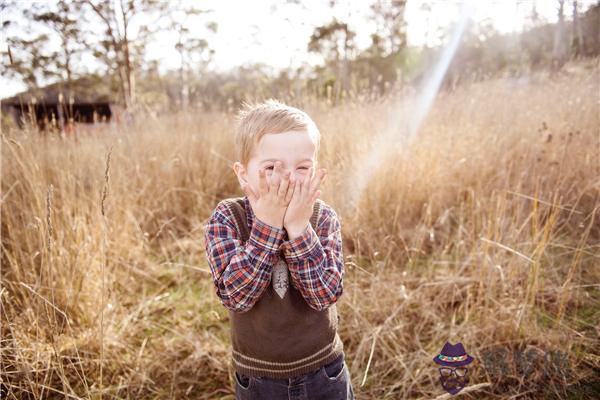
[
  {"left": 2, "top": 1, "right": 599, "bottom": 114},
  {"left": 144, "top": 3, "right": 600, "bottom": 111},
  {"left": 439, "top": 2, "right": 600, "bottom": 88}
]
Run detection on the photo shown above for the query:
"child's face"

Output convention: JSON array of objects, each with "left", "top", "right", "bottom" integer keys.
[{"left": 234, "top": 130, "right": 317, "bottom": 194}]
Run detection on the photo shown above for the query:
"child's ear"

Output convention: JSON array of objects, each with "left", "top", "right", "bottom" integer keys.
[{"left": 233, "top": 161, "right": 248, "bottom": 188}]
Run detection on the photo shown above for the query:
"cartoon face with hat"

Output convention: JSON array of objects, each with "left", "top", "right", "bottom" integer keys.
[{"left": 433, "top": 341, "right": 474, "bottom": 395}]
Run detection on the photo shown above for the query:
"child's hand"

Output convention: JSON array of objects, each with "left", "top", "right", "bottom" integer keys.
[
  {"left": 283, "top": 167, "right": 327, "bottom": 239},
  {"left": 242, "top": 161, "right": 295, "bottom": 229}
]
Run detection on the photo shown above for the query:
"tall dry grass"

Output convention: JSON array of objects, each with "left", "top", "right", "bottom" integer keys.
[{"left": 1, "top": 58, "right": 599, "bottom": 399}]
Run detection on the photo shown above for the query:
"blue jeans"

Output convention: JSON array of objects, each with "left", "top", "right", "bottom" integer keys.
[{"left": 234, "top": 353, "right": 355, "bottom": 400}]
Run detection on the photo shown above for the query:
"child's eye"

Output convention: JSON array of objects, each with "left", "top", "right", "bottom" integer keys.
[{"left": 266, "top": 166, "right": 308, "bottom": 170}]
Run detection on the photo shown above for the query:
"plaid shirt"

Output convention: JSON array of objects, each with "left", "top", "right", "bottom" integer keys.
[{"left": 204, "top": 196, "right": 344, "bottom": 313}]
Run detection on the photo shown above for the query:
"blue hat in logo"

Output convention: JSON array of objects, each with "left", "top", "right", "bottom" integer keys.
[{"left": 433, "top": 341, "right": 474, "bottom": 367}]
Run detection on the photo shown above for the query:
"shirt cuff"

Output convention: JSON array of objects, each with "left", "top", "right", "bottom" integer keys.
[
  {"left": 281, "top": 223, "right": 319, "bottom": 264},
  {"left": 247, "top": 217, "right": 286, "bottom": 253}
]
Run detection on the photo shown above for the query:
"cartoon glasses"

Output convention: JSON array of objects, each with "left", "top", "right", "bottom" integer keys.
[{"left": 438, "top": 367, "right": 468, "bottom": 378}]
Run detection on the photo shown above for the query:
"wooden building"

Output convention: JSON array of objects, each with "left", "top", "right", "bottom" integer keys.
[{"left": 1, "top": 76, "right": 118, "bottom": 130}]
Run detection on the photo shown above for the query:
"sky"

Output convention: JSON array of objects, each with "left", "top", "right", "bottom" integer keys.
[{"left": 1, "top": 0, "right": 596, "bottom": 98}]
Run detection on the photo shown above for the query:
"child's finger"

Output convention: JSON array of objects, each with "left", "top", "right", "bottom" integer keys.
[
  {"left": 278, "top": 170, "right": 291, "bottom": 198},
  {"left": 311, "top": 189, "right": 321, "bottom": 203},
  {"left": 308, "top": 168, "right": 326, "bottom": 196},
  {"left": 298, "top": 176, "right": 306, "bottom": 198},
  {"left": 258, "top": 168, "right": 268, "bottom": 195},
  {"left": 270, "top": 162, "right": 282, "bottom": 193},
  {"left": 285, "top": 178, "right": 296, "bottom": 203}
]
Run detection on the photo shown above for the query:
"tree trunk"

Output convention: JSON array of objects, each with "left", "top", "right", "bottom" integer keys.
[
  {"left": 572, "top": 0, "right": 584, "bottom": 57},
  {"left": 552, "top": 0, "right": 568, "bottom": 70}
]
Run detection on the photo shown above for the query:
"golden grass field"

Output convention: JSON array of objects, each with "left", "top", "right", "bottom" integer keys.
[{"left": 1, "top": 58, "right": 599, "bottom": 399}]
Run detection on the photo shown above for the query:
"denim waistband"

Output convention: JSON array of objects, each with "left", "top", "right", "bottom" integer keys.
[{"left": 252, "top": 352, "right": 344, "bottom": 385}]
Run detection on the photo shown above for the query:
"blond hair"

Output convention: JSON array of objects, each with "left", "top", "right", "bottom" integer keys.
[{"left": 234, "top": 99, "right": 321, "bottom": 167}]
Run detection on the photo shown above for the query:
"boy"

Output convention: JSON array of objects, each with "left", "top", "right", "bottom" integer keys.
[{"left": 204, "top": 99, "right": 355, "bottom": 399}]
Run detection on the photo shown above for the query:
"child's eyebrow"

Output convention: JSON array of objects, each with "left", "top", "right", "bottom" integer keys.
[{"left": 260, "top": 158, "right": 313, "bottom": 163}]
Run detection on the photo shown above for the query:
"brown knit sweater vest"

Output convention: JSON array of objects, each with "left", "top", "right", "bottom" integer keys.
[{"left": 221, "top": 196, "right": 344, "bottom": 379}]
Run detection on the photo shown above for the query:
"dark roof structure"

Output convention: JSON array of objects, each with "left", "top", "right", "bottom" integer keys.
[
  {"left": 1, "top": 76, "right": 118, "bottom": 129},
  {"left": 2, "top": 75, "right": 116, "bottom": 105}
]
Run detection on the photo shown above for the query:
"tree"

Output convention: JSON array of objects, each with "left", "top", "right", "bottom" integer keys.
[
  {"left": 166, "top": 2, "right": 217, "bottom": 109},
  {"left": 2, "top": 34, "right": 54, "bottom": 89},
  {"left": 83, "top": 0, "right": 169, "bottom": 110},
  {"left": 369, "top": 0, "right": 407, "bottom": 56},
  {"left": 30, "top": 0, "right": 86, "bottom": 84},
  {"left": 356, "top": 33, "right": 397, "bottom": 96},
  {"left": 552, "top": 0, "right": 568, "bottom": 69},
  {"left": 571, "top": 0, "right": 584, "bottom": 57},
  {"left": 355, "top": 0, "right": 409, "bottom": 96},
  {"left": 308, "top": 18, "right": 357, "bottom": 100},
  {"left": 1, "top": 1, "right": 57, "bottom": 89}
]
